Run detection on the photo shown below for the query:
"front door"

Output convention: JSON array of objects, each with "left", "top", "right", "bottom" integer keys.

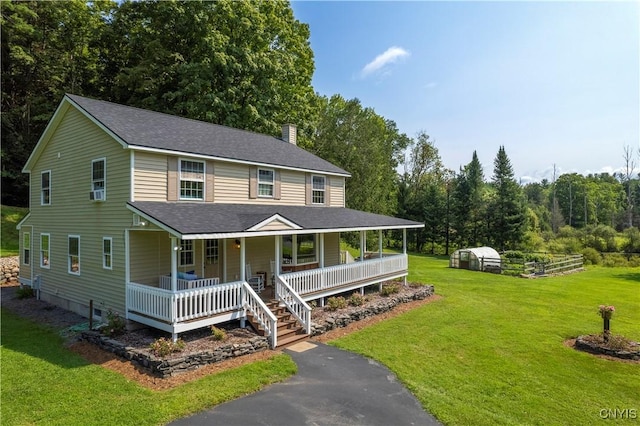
[{"left": 203, "top": 239, "right": 221, "bottom": 280}]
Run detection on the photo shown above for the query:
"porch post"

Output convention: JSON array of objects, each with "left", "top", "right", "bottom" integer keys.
[
  {"left": 378, "top": 229, "right": 383, "bottom": 258},
  {"left": 240, "top": 237, "right": 246, "bottom": 281},
  {"left": 275, "top": 236, "right": 281, "bottom": 276},
  {"left": 319, "top": 233, "right": 325, "bottom": 268},
  {"left": 403, "top": 229, "right": 407, "bottom": 254},
  {"left": 124, "top": 229, "right": 130, "bottom": 320},
  {"left": 360, "top": 230, "right": 365, "bottom": 261},
  {"left": 222, "top": 238, "right": 227, "bottom": 282},
  {"left": 402, "top": 229, "right": 408, "bottom": 286},
  {"left": 170, "top": 237, "right": 178, "bottom": 292}
]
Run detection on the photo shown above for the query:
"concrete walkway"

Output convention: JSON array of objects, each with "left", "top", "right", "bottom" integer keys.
[{"left": 169, "top": 341, "right": 441, "bottom": 426}]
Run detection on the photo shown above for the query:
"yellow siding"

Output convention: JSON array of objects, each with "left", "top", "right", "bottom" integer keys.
[
  {"left": 324, "top": 233, "right": 341, "bottom": 266},
  {"left": 258, "top": 219, "right": 296, "bottom": 231},
  {"left": 26, "top": 106, "right": 131, "bottom": 315},
  {"left": 133, "top": 152, "right": 168, "bottom": 201},
  {"left": 329, "top": 176, "right": 345, "bottom": 207}
]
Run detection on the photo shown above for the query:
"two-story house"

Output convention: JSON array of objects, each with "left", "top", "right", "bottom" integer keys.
[{"left": 17, "top": 94, "right": 423, "bottom": 347}]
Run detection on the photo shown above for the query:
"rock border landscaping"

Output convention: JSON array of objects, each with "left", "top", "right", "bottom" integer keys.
[
  {"left": 80, "top": 330, "right": 270, "bottom": 378},
  {"left": 574, "top": 335, "right": 640, "bottom": 361},
  {"left": 79, "top": 284, "right": 436, "bottom": 377}
]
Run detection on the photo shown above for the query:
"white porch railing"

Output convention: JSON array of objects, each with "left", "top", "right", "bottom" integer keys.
[
  {"left": 242, "top": 282, "right": 278, "bottom": 348},
  {"left": 158, "top": 275, "right": 220, "bottom": 291},
  {"left": 127, "top": 281, "right": 243, "bottom": 324},
  {"left": 283, "top": 253, "right": 408, "bottom": 296},
  {"left": 275, "top": 276, "right": 312, "bottom": 334}
]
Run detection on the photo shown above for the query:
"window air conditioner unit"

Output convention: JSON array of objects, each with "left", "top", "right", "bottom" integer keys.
[{"left": 90, "top": 189, "right": 105, "bottom": 201}]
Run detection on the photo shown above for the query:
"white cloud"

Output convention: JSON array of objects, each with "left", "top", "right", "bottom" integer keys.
[
  {"left": 424, "top": 81, "right": 438, "bottom": 89},
  {"left": 361, "top": 46, "right": 410, "bottom": 78}
]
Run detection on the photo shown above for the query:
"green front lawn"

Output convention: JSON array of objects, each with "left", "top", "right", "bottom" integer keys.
[
  {"left": 1, "top": 205, "right": 28, "bottom": 257},
  {"left": 333, "top": 255, "right": 640, "bottom": 425},
  {"left": 0, "top": 310, "right": 297, "bottom": 426},
  {"left": 1, "top": 255, "right": 638, "bottom": 425}
]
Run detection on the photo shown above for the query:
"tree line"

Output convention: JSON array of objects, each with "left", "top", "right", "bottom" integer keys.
[{"left": 2, "top": 0, "right": 637, "bottom": 256}]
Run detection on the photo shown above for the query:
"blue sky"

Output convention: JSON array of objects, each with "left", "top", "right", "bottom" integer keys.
[{"left": 290, "top": 1, "right": 640, "bottom": 183}]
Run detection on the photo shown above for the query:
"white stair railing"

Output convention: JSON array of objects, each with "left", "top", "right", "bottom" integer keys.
[
  {"left": 242, "top": 282, "right": 278, "bottom": 348},
  {"left": 275, "top": 275, "right": 311, "bottom": 334}
]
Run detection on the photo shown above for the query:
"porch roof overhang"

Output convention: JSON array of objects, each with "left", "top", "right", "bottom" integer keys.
[{"left": 127, "top": 201, "right": 423, "bottom": 240}]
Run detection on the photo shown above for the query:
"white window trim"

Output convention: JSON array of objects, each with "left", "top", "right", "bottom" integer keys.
[
  {"left": 258, "top": 167, "right": 275, "bottom": 198},
  {"left": 180, "top": 239, "right": 195, "bottom": 266},
  {"left": 312, "top": 175, "right": 326, "bottom": 204},
  {"left": 102, "top": 237, "right": 113, "bottom": 270},
  {"left": 41, "top": 170, "right": 51, "bottom": 206},
  {"left": 23, "top": 232, "right": 31, "bottom": 265},
  {"left": 91, "top": 158, "right": 107, "bottom": 200},
  {"left": 68, "top": 235, "right": 80, "bottom": 275},
  {"left": 179, "top": 158, "right": 205, "bottom": 200},
  {"left": 40, "top": 233, "right": 50, "bottom": 269}
]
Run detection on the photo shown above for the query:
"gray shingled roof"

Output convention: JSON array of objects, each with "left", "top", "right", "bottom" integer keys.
[
  {"left": 66, "top": 94, "right": 349, "bottom": 176},
  {"left": 128, "top": 202, "right": 423, "bottom": 237}
]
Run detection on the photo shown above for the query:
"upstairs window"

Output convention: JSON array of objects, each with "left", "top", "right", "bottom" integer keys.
[
  {"left": 312, "top": 175, "right": 326, "bottom": 204},
  {"left": 91, "top": 159, "right": 106, "bottom": 201},
  {"left": 68, "top": 236, "right": 80, "bottom": 275},
  {"left": 258, "top": 168, "right": 274, "bottom": 197},
  {"left": 180, "top": 160, "right": 204, "bottom": 200},
  {"left": 23, "top": 233, "right": 30, "bottom": 265},
  {"left": 41, "top": 171, "right": 51, "bottom": 205},
  {"left": 40, "top": 233, "right": 50, "bottom": 268},
  {"left": 180, "top": 239, "right": 194, "bottom": 266}
]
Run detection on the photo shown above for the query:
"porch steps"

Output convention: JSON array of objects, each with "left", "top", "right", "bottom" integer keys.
[{"left": 246, "top": 300, "right": 308, "bottom": 348}]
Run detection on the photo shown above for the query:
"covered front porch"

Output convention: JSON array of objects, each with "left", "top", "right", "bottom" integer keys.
[{"left": 124, "top": 202, "right": 422, "bottom": 347}]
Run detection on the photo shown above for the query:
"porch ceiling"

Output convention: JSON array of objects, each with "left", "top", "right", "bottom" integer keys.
[{"left": 127, "top": 201, "right": 423, "bottom": 239}]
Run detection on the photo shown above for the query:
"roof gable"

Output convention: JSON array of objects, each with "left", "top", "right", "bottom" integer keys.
[{"left": 64, "top": 94, "right": 350, "bottom": 176}]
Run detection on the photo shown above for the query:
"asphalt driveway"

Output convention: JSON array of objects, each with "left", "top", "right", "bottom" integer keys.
[{"left": 169, "top": 341, "right": 441, "bottom": 425}]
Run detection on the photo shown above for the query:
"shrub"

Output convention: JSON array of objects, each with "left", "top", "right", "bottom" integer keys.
[
  {"left": 15, "top": 286, "right": 34, "bottom": 299},
  {"left": 602, "top": 253, "right": 629, "bottom": 268},
  {"left": 325, "top": 296, "right": 347, "bottom": 311},
  {"left": 104, "top": 309, "right": 126, "bottom": 337},
  {"left": 210, "top": 326, "right": 227, "bottom": 341},
  {"left": 149, "top": 337, "right": 186, "bottom": 357},
  {"left": 380, "top": 283, "right": 400, "bottom": 296},
  {"left": 348, "top": 292, "right": 366, "bottom": 306},
  {"left": 581, "top": 247, "right": 601, "bottom": 265}
]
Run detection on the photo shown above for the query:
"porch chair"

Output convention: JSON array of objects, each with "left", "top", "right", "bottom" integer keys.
[{"left": 245, "top": 264, "right": 264, "bottom": 293}]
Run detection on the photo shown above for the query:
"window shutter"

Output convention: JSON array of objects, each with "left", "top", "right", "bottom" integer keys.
[
  {"left": 249, "top": 166, "right": 257, "bottom": 199},
  {"left": 305, "top": 173, "right": 312, "bottom": 205},
  {"left": 206, "top": 161, "right": 215, "bottom": 202},
  {"left": 274, "top": 170, "right": 281, "bottom": 200},
  {"left": 167, "top": 157, "right": 178, "bottom": 201},
  {"left": 325, "top": 176, "right": 331, "bottom": 206}
]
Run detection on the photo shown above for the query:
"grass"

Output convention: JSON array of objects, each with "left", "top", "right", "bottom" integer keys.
[
  {"left": 2, "top": 254, "right": 639, "bottom": 425},
  {"left": 331, "top": 254, "right": 640, "bottom": 425},
  {"left": 0, "top": 310, "right": 297, "bottom": 426},
  {"left": 1, "top": 205, "right": 28, "bottom": 257}
]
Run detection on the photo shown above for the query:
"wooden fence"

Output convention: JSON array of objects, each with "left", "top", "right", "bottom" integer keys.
[{"left": 479, "top": 254, "right": 584, "bottom": 276}]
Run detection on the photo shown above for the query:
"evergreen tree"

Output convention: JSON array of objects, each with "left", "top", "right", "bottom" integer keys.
[{"left": 487, "top": 146, "right": 526, "bottom": 250}]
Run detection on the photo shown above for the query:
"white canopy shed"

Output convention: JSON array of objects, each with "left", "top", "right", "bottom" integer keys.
[{"left": 449, "top": 247, "right": 501, "bottom": 272}]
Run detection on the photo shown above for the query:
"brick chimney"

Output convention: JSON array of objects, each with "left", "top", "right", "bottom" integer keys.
[{"left": 282, "top": 124, "right": 297, "bottom": 145}]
